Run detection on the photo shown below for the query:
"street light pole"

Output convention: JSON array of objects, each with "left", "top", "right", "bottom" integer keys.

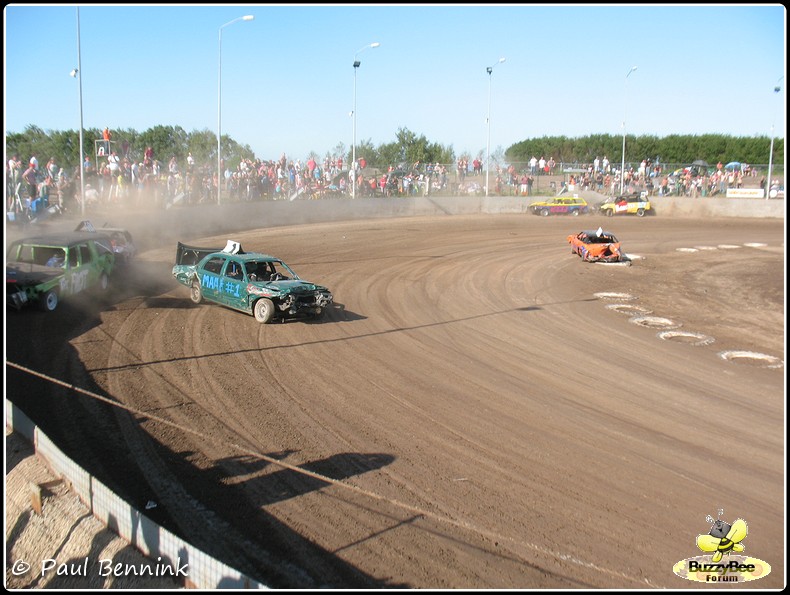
[
  {"left": 766, "top": 76, "right": 783, "bottom": 199},
  {"left": 485, "top": 57, "right": 506, "bottom": 197},
  {"left": 218, "top": 14, "right": 254, "bottom": 205},
  {"left": 620, "top": 65, "right": 637, "bottom": 195},
  {"left": 73, "top": 7, "right": 85, "bottom": 216},
  {"left": 352, "top": 42, "right": 379, "bottom": 200}
]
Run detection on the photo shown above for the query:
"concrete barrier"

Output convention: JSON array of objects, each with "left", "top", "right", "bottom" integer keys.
[
  {"left": 8, "top": 193, "right": 783, "bottom": 248},
  {"left": 145, "top": 193, "right": 782, "bottom": 240},
  {"left": 6, "top": 398, "right": 267, "bottom": 589}
]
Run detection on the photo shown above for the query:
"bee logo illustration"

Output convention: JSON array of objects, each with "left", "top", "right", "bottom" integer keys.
[{"left": 696, "top": 509, "right": 748, "bottom": 562}]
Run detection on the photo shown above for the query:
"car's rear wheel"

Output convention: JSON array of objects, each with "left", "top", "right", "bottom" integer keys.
[
  {"left": 571, "top": 209, "right": 579, "bottom": 216},
  {"left": 190, "top": 280, "right": 203, "bottom": 304},
  {"left": 606, "top": 209, "right": 614, "bottom": 217},
  {"left": 541, "top": 209, "right": 549, "bottom": 217},
  {"left": 40, "top": 289, "right": 58, "bottom": 312},
  {"left": 98, "top": 272, "right": 109, "bottom": 292},
  {"left": 636, "top": 208, "right": 645, "bottom": 217},
  {"left": 254, "top": 298, "right": 274, "bottom": 323}
]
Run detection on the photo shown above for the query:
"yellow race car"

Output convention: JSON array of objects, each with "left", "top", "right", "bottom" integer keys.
[{"left": 598, "top": 193, "right": 652, "bottom": 217}]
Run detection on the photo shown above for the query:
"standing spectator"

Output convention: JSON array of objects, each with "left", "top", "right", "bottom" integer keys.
[
  {"left": 547, "top": 157, "right": 556, "bottom": 175},
  {"left": 539, "top": 156, "right": 547, "bottom": 175},
  {"left": 527, "top": 175, "right": 534, "bottom": 195},
  {"left": 144, "top": 146, "right": 154, "bottom": 167},
  {"left": 102, "top": 127, "right": 112, "bottom": 156},
  {"left": 47, "top": 158, "right": 58, "bottom": 179},
  {"left": 108, "top": 151, "right": 121, "bottom": 175},
  {"left": 37, "top": 176, "right": 52, "bottom": 209},
  {"left": 8, "top": 154, "right": 22, "bottom": 193},
  {"left": 23, "top": 162, "right": 38, "bottom": 201},
  {"left": 602, "top": 155, "right": 610, "bottom": 173},
  {"left": 379, "top": 174, "right": 387, "bottom": 196},
  {"left": 529, "top": 156, "right": 537, "bottom": 174},
  {"left": 519, "top": 173, "right": 528, "bottom": 196}
]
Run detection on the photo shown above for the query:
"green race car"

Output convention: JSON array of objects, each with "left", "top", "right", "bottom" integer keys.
[
  {"left": 7, "top": 232, "right": 116, "bottom": 312},
  {"left": 172, "top": 241, "right": 333, "bottom": 323}
]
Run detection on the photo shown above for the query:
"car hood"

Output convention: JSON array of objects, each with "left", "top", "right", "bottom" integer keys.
[
  {"left": 253, "top": 279, "right": 328, "bottom": 293},
  {"left": 6, "top": 262, "right": 64, "bottom": 286}
]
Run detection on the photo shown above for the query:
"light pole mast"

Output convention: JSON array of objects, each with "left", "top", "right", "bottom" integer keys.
[
  {"left": 352, "top": 42, "right": 380, "bottom": 200},
  {"left": 766, "top": 76, "right": 783, "bottom": 199},
  {"left": 485, "top": 57, "right": 505, "bottom": 197},
  {"left": 620, "top": 66, "right": 637, "bottom": 195},
  {"left": 74, "top": 7, "right": 85, "bottom": 216},
  {"left": 217, "top": 15, "right": 254, "bottom": 205}
]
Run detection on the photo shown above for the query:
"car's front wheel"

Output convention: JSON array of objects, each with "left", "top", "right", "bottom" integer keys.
[
  {"left": 571, "top": 209, "right": 579, "bottom": 216},
  {"left": 254, "top": 298, "right": 274, "bottom": 323},
  {"left": 636, "top": 208, "right": 645, "bottom": 217},
  {"left": 541, "top": 209, "right": 549, "bottom": 217},
  {"left": 39, "top": 289, "right": 59, "bottom": 312},
  {"left": 98, "top": 272, "right": 109, "bottom": 292},
  {"left": 190, "top": 280, "right": 203, "bottom": 304},
  {"left": 606, "top": 209, "right": 614, "bottom": 217}
]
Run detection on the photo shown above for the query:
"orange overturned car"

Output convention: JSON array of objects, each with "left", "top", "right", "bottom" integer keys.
[{"left": 567, "top": 228, "right": 624, "bottom": 262}]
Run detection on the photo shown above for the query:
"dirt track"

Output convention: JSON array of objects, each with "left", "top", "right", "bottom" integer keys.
[{"left": 5, "top": 213, "right": 785, "bottom": 588}]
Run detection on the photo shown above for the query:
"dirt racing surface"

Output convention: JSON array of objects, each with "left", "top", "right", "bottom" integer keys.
[{"left": 5, "top": 213, "right": 785, "bottom": 589}]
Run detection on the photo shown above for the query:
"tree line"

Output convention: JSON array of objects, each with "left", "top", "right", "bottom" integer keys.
[
  {"left": 506, "top": 133, "right": 783, "bottom": 168},
  {"left": 6, "top": 124, "right": 783, "bottom": 174}
]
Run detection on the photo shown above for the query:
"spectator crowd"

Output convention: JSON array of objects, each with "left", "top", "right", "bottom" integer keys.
[{"left": 6, "top": 138, "right": 781, "bottom": 218}]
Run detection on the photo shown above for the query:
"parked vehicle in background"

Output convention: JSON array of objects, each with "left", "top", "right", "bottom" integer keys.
[
  {"left": 528, "top": 196, "right": 589, "bottom": 217},
  {"left": 598, "top": 192, "right": 652, "bottom": 217},
  {"left": 172, "top": 240, "right": 333, "bottom": 323},
  {"left": 7, "top": 231, "right": 116, "bottom": 311},
  {"left": 74, "top": 220, "right": 137, "bottom": 264}
]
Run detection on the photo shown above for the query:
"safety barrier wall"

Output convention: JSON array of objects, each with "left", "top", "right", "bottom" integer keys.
[
  {"left": 7, "top": 194, "right": 783, "bottom": 248},
  {"left": 5, "top": 399, "right": 268, "bottom": 590},
  {"left": 112, "top": 194, "right": 782, "bottom": 244}
]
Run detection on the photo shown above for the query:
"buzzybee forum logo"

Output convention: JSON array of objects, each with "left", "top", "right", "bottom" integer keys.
[{"left": 673, "top": 509, "right": 772, "bottom": 583}]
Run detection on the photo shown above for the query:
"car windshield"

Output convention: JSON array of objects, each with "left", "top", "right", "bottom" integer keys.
[
  {"left": 244, "top": 259, "right": 298, "bottom": 281},
  {"left": 585, "top": 234, "right": 616, "bottom": 243}
]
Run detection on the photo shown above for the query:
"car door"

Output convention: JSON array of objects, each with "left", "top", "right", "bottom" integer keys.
[
  {"left": 219, "top": 257, "right": 246, "bottom": 309},
  {"left": 554, "top": 199, "right": 569, "bottom": 214},
  {"left": 198, "top": 255, "right": 227, "bottom": 304},
  {"left": 61, "top": 242, "right": 92, "bottom": 297}
]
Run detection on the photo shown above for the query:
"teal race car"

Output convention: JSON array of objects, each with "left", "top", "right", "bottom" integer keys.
[{"left": 172, "top": 241, "right": 333, "bottom": 323}]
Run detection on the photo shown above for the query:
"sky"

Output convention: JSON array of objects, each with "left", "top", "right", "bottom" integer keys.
[{"left": 4, "top": 3, "right": 787, "bottom": 164}]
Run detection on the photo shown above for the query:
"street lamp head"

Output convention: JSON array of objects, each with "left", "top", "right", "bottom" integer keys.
[
  {"left": 370, "top": 42, "right": 380, "bottom": 48},
  {"left": 774, "top": 86, "right": 782, "bottom": 93},
  {"left": 70, "top": 68, "right": 78, "bottom": 77},
  {"left": 498, "top": 57, "right": 506, "bottom": 64},
  {"left": 486, "top": 66, "right": 493, "bottom": 75},
  {"left": 242, "top": 15, "right": 254, "bottom": 21},
  {"left": 627, "top": 66, "right": 638, "bottom": 77}
]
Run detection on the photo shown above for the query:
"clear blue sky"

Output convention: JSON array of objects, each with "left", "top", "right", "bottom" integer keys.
[{"left": 4, "top": 3, "right": 786, "bottom": 163}]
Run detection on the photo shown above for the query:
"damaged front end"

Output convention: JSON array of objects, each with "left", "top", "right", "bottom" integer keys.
[
  {"left": 276, "top": 287, "right": 334, "bottom": 317},
  {"left": 588, "top": 245, "right": 623, "bottom": 262},
  {"left": 7, "top": 280, "right": 29, "bottom": 310}
]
